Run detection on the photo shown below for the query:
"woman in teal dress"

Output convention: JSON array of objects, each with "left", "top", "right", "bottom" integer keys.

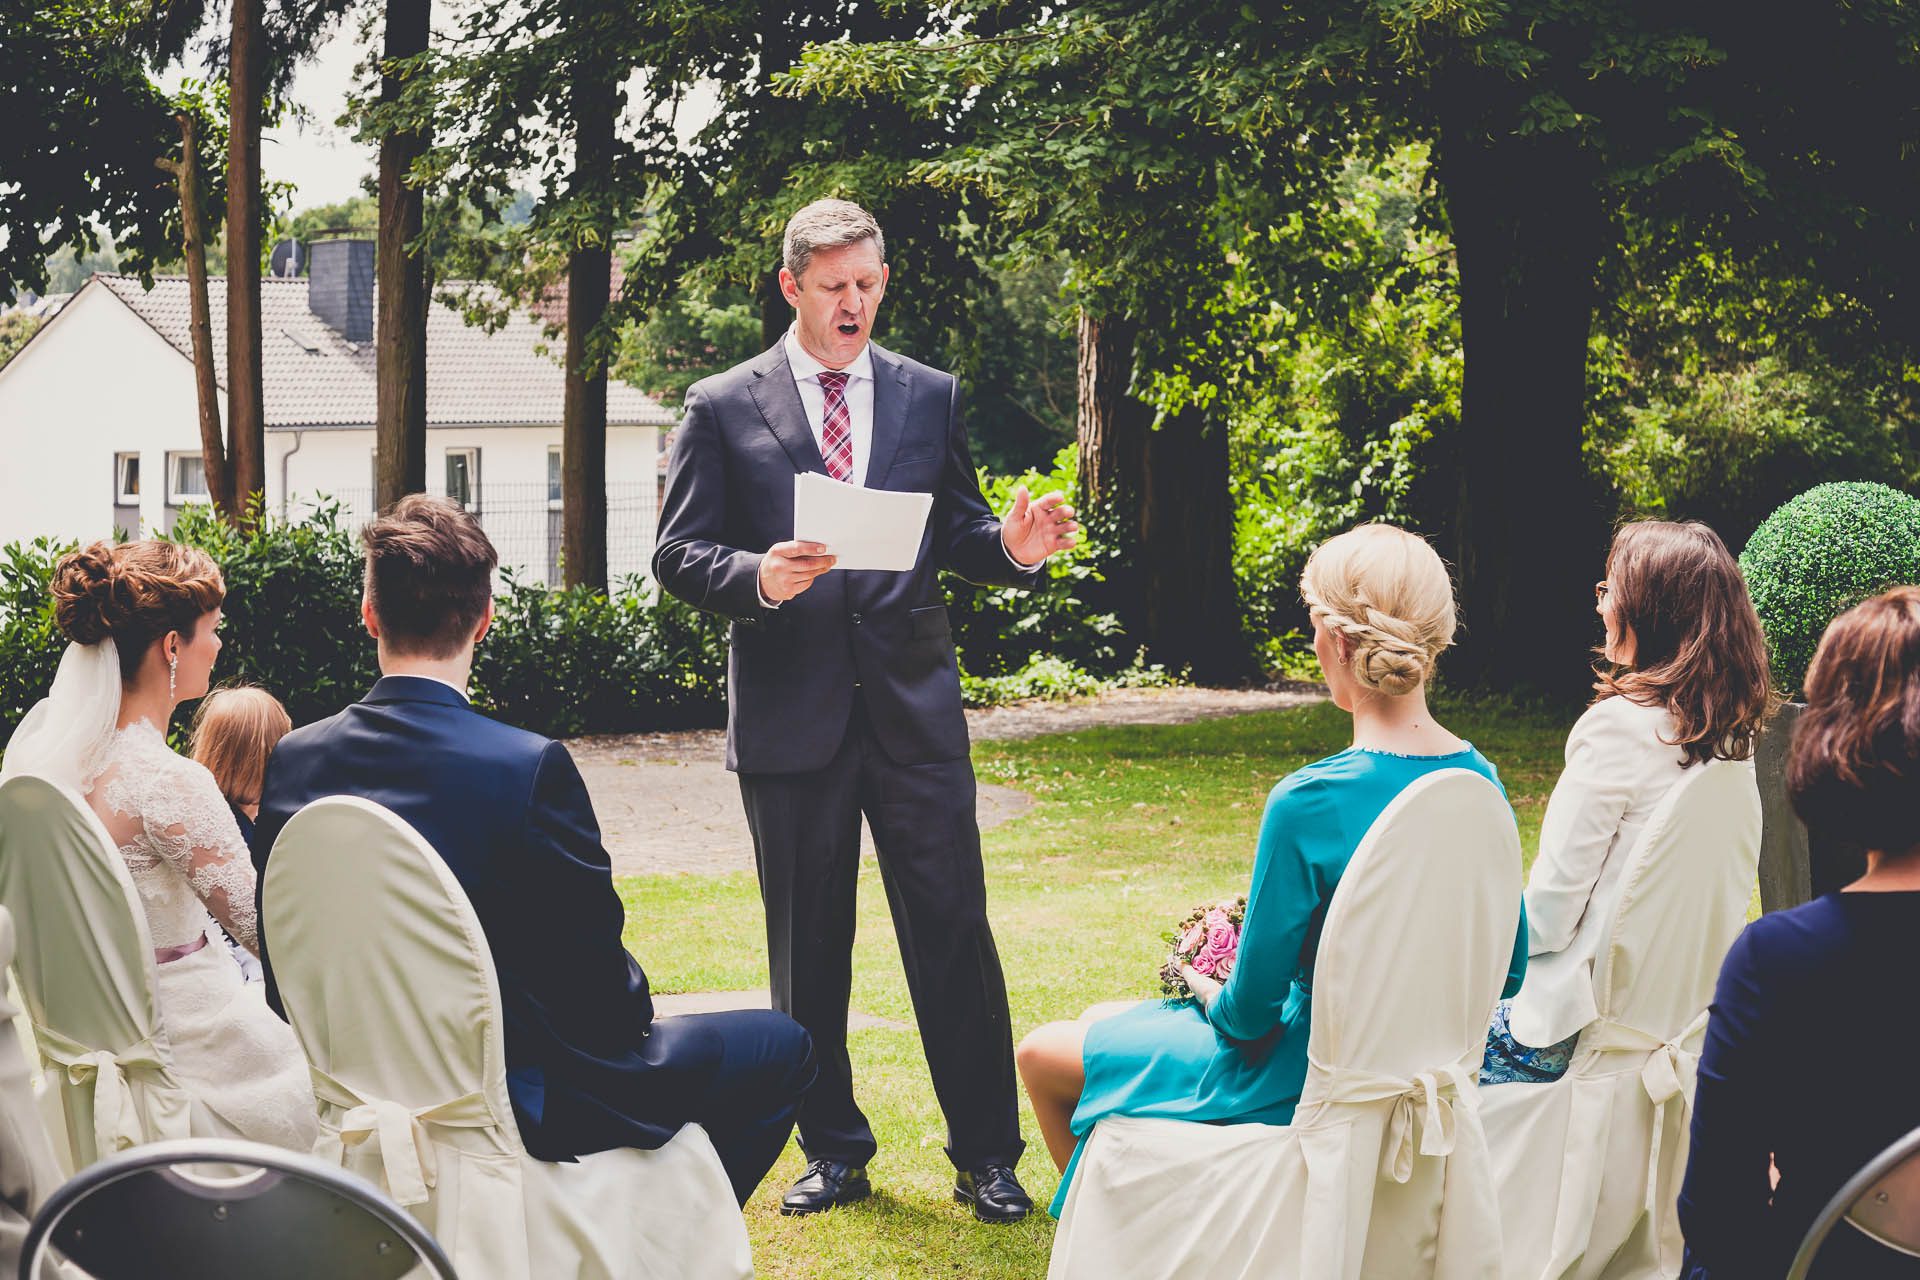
[{"left": 1015, "top": 523, "right": 1530, "bottom": 1216}]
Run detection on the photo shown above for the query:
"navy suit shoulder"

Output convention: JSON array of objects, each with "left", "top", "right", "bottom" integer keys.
[{"left": 253, "top": 675, "right": 671, "bottom": 1162}]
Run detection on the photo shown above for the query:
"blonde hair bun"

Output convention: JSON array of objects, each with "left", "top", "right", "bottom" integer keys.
[{"left": 1301, "top": 523, "right": 1456, "bottom": 696}]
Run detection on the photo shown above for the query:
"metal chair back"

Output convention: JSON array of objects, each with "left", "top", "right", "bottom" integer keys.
[
  {"left": 17, "top": 1137, "right": 457, "bottom": 1280},
  {"left": 1787, "top": 1123, "right": 1920, "bottom": 1279}
]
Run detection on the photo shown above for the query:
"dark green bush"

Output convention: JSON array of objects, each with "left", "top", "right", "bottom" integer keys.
[
  {"left": 1738, "top": 481, "right": 1920, "bottom": 696},
  {"left": 169, "top": 501, "right": 380, "bottom": 730},
  {"left": 944, "top": 446, "right": 1139, "bottom": 679},
  {"left": 472, "top": 573, "right": 727, "bottom": 736}
]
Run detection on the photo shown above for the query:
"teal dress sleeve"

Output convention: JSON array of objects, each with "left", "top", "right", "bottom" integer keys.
[
  {"left": 1505, "top": 902, "right": 1529, "bottom": 999},
  {"left": 1205, "top": 776, "right": 1340, "bottom": 1044}
]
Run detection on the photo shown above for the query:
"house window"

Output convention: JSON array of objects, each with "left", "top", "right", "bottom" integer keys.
[
  {"left": 114, "top": 453, "right": 141, "bottom": 504},
  {"left": 547, "top": 446, "right": 563, "bottom": 508},
  {"left": 445, "top": 447, "right": 480, "bottom": 513},
  {"left": 167, "top": 451, "right": 208, "bottom": 505}
]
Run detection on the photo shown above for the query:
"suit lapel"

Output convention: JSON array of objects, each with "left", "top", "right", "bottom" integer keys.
[
  {"left": 745, "top": 340, "right": 828, "bottom": 476},
  {"left": 866, "top": 343, "right": 914, "bottom": 488}
]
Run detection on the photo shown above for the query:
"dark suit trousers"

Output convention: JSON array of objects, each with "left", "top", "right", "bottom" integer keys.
[
  {"left": 556, "top": 1009, "right": 816, "bottom": 1207},
  {"left": 737, "top": 693, "right": 1023, "bottom": 1171}
]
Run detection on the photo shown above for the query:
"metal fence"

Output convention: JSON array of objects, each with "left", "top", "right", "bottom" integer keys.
[{"left": 284, "top": 480, "right": 659, "bottom": 592}]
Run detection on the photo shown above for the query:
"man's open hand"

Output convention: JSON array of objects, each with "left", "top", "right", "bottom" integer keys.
[
  {"left": 759, "top": 541, "right": 837, "bottom": 603},
  {"left": 1000, "top": 487, "right": 1080, "bottom": 567}
]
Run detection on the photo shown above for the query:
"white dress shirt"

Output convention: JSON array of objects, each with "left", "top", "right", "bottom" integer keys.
[
  {"left": 757, "top": 328, "right": 1036, "bottom": 607},
  {"left": 1507, "top": 695, "right": 1691, "bottom": 1048},
  {"left": 784, "top": 327, "right": 877, "bottom": 487}
]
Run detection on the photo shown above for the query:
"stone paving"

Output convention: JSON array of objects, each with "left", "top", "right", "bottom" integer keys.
[{"left": 569, "top": 685, "right": 1320, "bottom": 878}]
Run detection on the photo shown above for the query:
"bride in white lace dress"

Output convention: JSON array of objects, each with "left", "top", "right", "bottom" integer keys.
[{"left": 2, "top": 541, "right": 315, "bottom": 1150}]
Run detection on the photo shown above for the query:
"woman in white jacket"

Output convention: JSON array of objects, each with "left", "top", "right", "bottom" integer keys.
[{"left": 1482, "top": 520, "right": 1771, "bottom": 1083}]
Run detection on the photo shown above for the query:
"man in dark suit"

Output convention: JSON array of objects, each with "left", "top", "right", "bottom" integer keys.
[
  {"left": 653, "top": 198, "right": 1078, "bottom": 1221},
  {"left": 253, "top": 495, "right": 815, "bottom": 1207}
]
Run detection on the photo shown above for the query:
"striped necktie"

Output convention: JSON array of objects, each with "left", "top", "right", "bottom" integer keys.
[{"left": 817, "top": 370, "right": 854, "bottom": 483}]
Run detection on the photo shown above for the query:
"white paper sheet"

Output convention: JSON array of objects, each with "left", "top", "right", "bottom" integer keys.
[{"left": 793, "top": 471, "right": 934, "bottom": 572}]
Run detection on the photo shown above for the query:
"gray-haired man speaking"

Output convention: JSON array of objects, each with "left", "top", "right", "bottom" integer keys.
[{"left": 653, "top": 198, "right": 1076, "bottom": 1220}]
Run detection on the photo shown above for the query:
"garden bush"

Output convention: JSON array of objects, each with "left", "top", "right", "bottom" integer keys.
[
  {"left": 1738, "top": 481, "right": 1920, "bottom": 696},
  {"left": 945, "top": 445, "right": 1143, "bottom": 680},
  {"left": 2, "top": 472, "right": 1143, "bottom": 751}
]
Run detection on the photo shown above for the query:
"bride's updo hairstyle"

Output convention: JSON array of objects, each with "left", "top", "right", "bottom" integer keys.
[
  {"left": 1300, "top": 523, "right": 1457, "bottom": 697},
  {"left": 52, "top": 540, "right": 226, "bottom": 681}
]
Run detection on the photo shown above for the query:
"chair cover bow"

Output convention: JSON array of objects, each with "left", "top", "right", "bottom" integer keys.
[
  {"left": 310, "top": 1065, "right": 497, "bottom": 1207},
  {"left": 32, "top": 1022, "right": 183, "bottom": 1157},
  {"left": 1297, "top": 1057, "right": 1492, "bottom": 1278},
  {"left": 1547, "top": 1010, "right": 1710, "bottom": 1276}
]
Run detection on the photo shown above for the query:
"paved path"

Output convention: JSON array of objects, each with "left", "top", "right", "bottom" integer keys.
[{"left": 570, "top": 685, "right": 1320, "bottom": 877}]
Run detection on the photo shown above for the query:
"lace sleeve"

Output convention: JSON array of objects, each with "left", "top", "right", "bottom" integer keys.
[{"left": 132, "top": 758, "right": 262, "bottom": 954}]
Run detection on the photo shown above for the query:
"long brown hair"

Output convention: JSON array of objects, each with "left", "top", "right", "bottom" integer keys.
[
  {"left": 1788, "top": 586, "right": 1920, "bottom": 857},
  {"left": 1595, "top": 520, "right": 1771, "bottom": 765}
]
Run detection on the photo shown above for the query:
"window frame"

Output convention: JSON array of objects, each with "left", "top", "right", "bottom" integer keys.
[
  {"left": 165, "top": 450, "right": 210, "bottom": 507},
  {"left": 114, "top": 452, "right": 141, "bottom": 506},
  {"left": 444, "top": 446, "right": 481, "bottom": 515}
]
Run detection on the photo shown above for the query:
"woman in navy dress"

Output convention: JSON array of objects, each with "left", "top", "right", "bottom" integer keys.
[
  {"left": 1679, "top": 586, "right": 1920, "bottom": 1279},
  {"left": 1016, "top": 523, "right": 1528, "bottom": 1215}
]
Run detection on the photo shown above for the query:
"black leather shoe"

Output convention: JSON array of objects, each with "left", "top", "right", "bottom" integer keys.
[
  {"left": 780, "top": 1159, "right": 872, "bottom": 1216},
  {"left": 954, "top": 1162, "right": 1033, "bottom": 1223}
]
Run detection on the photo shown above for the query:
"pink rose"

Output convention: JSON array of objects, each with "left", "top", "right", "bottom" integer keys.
[
  {"left": 1215, "top": 955, "right": 1234, "bottom": 979},
  {"left": 1203, "top": 907, "right": 1232, "bottom": 932},
  {"left": 1190, "top": 951, "right": 1218, "bottom": 977},
  {"left": 1207, "top": 924, "right": 1236, "bottom": 953},
  {"left": 1179, "top": 924, "right": 1205, "bottom": 955}
]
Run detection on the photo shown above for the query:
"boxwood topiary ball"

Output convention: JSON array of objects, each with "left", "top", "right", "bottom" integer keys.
[{"left": 1738, "top": 480, "right": 1920, "bottom": 697}]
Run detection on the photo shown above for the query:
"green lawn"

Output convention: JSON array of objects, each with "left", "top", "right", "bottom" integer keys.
[{"left": 614, "top": 696, "right": 1576, "bottom": 1279}]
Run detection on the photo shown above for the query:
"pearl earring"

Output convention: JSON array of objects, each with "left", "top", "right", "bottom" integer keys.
[{"left": 168, "top": 653, "right": 178, "bottom": 700}]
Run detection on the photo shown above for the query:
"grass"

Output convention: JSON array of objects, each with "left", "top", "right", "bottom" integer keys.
[{"left": 614, "top": 695, "right": 1578, "bottom": 1279}]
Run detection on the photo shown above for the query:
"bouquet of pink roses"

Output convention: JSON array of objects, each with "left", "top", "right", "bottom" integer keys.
[{"left": 1159, "top": 895, "right": 1247, "bottom": 1001}]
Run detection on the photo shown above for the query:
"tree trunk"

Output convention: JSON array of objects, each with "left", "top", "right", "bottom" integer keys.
[
  {"left": 1076, "top": 310, "right": 1247, "bottom": 683},
  {"left": 561, "top": 71, "right": 615, "bottom": 593},
  {"left": 157, "top": 112, "right": 233, "bottom": 522},
  {"left": 1437, "top": 114, "right": 1611, "bottom": 701},
  {"left": 225, "top": 0, "right": 266, "bottom": 526},
  {"left": 375, "top": 0, "right": 431, "bottom": 510}
]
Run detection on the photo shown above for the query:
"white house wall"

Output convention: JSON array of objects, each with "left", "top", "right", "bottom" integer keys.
[
  {"left": 0, "top": 285, "right": 217, "bottom": 548},
  {"left": 1, "top": 283, "right": 662, "bottom": 588},
  {"left": 273, "top": 423, "right": 661, "bottom": 586}
]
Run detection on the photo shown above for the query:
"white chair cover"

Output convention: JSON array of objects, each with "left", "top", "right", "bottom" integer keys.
[
  {"left": 1050, "top": 768, "right": 1524, "bottom": 1280},
  {"left": 264, "top": 795, "right": 751, "bottom": 1280},
  {"left": 1481, "top": 756, "right": 1761, "bottom": 1280},
  {"left": 0, "top": 775, "right": 194, "bottom": 1169}
]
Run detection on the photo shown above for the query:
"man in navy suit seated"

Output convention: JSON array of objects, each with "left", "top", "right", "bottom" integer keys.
[{"left": 252, "top": 494, "right": 814, "bottom": 1205}]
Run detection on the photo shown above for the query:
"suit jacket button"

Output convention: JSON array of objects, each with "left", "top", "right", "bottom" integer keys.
[{"left": 851, "top": 612, "right": 864, "bottom": 625}]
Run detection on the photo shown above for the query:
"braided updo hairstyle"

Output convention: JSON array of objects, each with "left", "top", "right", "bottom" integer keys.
[
  {"left": 1300, "top": 523, "right": 1456, "bottom": 697},
  {"left": 51, "top": 541, "right": 226, "bottom": 682}
]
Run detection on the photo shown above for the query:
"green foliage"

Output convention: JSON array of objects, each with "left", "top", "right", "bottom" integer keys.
[
  {"left": 165, "top": 502, "right": 380, "bottom": 730},
  {"left": 0, "top": 539, "right": 71, "bottom": 746},
  {"left": 1738, "top": 482, "right": 1920, "bottom": 697},
  {"left": 612, "top": 283, "right": 763, "bottom": 404},
  {"left": 1187, "top": 148, "right": 1461, "bottom": 672},
  {"left": 472, "top": 575, "right": 728, "bottom": 736},
  {"left": 0, "top": 312, "right": 42, "bottom": 368},
  {"left": 945, "top": 446, "right": 1137, "bottom": 679},
  {"left": 960, "top": 651, "right": 1173, "bottom": 708},
  {"left": 1597, "top": 358, "right": 1915, "bottom": 551}
]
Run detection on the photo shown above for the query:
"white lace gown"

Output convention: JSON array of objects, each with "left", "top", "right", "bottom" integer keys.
[{"left": 84, "top": 719, "right": 316, "bottom": 1151}]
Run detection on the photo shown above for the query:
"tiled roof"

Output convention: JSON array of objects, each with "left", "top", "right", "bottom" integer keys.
[{"left": 93, "top": 273, "right": 673, "bottom": 429}]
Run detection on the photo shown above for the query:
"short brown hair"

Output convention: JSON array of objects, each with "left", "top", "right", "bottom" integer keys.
[
  {"left": 1788, "top": 586, "right": 1920, "bottom": 858},
  {"left": 1595, "top": 520, "right": 1772, "bottom": 766},
  {"left": 51, "top": 540, "right": 226, "bottom": 681},
  {"left": 190, "top": 685, "right": 292, "bottom": 808},
  {"left": 361, "top": 495, "right": 498, "bottom": 658}
]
